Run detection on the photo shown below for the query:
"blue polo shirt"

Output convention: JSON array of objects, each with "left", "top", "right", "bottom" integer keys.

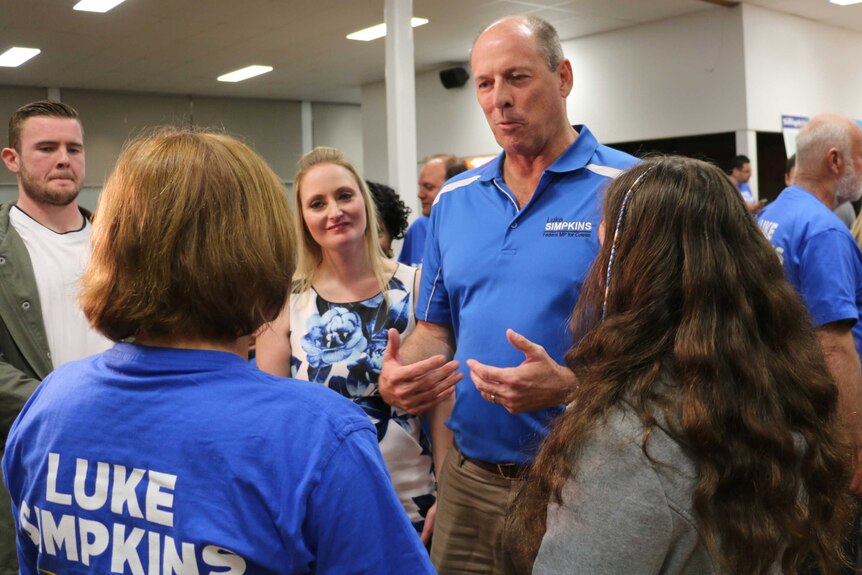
[
  {"left": 416, "top": 125, "right": 638, "bottom": 464},
  {"left": 757, "top": 186, "right": 862, "bottom": 357},
  {"left": 398, "top": 216, "right": 429, "bottom": 266}
]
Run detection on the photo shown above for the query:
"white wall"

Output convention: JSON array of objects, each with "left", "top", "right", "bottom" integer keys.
[
  {"left": 743, "top": 4, "right": 862, "bottom": 132},
  {"left": 361, "top": 81, "right": 389, "bottom": 184},
  {"left": 312, "top": 102, "right": 363, "bottom": 175},
  {"left": 565, "top": 6, "right": 746, "bottom": 143},
  {"left": 63, "top": 89, "right": 192, "bottom": 185},
  {"left": 414, "top": 68, "right": 499, "bottom": 162}
]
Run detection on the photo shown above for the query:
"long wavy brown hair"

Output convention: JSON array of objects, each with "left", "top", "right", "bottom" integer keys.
[{"left": 507, "top": 156, "right": 853, "bottom": 574}]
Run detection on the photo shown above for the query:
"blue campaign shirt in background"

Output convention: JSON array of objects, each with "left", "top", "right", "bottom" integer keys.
[
  {"left": 738, "top": 182, "right": 754, "bottom": 203},
  {"left": 416, "top": 125, "right": 638, "bottom": 465},
  {"left": 2, "top": 343, "right": 434, "bottom": 575},
  {"left": 398, "top": 216, "right": 429, "bottom": 266},
  {"left": 757, "top": 186, "right": 862, "bottom": 357}
]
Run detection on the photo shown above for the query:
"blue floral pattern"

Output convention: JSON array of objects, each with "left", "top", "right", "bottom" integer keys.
[{"left": 289, "top": 265, "right": 435, "bottom": 526}]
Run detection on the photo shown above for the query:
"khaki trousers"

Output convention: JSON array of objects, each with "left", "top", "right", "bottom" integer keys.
[{"left": 431, "top": 445, "right": 525, "bottom": 575}]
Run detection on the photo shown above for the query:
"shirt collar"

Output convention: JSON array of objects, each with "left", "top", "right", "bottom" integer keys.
[{"left": 478, "top": 124, "right": 598, "bottom": 183}]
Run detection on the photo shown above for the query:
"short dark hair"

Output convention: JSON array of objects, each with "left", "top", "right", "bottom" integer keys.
[
  {"left": 8, "top": 100, "right": 80, "bottom": 151},
  {"left": 81, "top": 128, "right": 295, "bottom": 343},
  {"left": 730, "top": 155, "right": 750, "bottom": 172},
  {"left": 367, "top": 181, "right": 411, "bottom": 241}
]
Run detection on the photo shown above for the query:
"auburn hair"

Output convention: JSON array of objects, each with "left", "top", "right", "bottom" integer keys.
[{"left": 81, "top": 128, "right": 295, "bottom": 343}]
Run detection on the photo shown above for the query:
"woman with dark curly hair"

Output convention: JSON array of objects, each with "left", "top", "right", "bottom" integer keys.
[
  {"left": 366, "top": 180, "right": 411, "bottom": 258},
  {"left": 257, "top": 147, "right": 442, "bottom": 546},
  {"left": 506, "top": 156, "right": 854, "bottom": 575}
]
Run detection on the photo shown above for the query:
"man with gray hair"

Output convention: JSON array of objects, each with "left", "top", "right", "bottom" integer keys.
[
  {"left": 380, "top": 15, "right": 637, "bottom": 574},
  {"left": 757, "top": 114, "right": 862, "bottom": 506}
]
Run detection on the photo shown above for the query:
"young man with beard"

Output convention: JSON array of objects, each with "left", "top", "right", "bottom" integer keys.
[{"left": 0, "top": 100, "right": 110, "bottom": 574}]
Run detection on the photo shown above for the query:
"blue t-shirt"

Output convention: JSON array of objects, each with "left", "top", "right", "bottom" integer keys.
[
  {"left": 757, "top": 186, "right": 862, "bottom": 357},
  {"left": 398, "top": 216, "right": 429, "bottom": 266},
  {"left": 416, "top": 125, "right": 638, "bottom": 465},
  {"left": 738, "top": 182, "right": 754, "bottom": 203},
  {"left": 2, "top": 343, "right": 434, "bottom": 575}
]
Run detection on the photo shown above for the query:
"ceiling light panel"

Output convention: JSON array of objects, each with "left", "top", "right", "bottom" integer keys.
[
  {"left": 74, "top": 0, "right": 128, "bottom": 13},
  {"left": 347, "top": 18, "right": 429, "bottom": 41},
  {"left": 0, "top": 47, "right": 41, "bottom": 67},
  {"left": 217, "top": 65, "right": 273, "bottom": 83}
]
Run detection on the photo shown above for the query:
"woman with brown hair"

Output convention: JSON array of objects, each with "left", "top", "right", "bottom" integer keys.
[
  {"left": 2, "top": 129, "right": 434, "bottom": 574},
  {"left": 507, "top": 156, "right": 853, "bottom": 574}
]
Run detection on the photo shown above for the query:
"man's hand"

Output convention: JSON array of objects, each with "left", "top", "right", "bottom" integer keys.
[
  {"left": 467, "top": 329, "right": 577, "bottom": 414},
  {"left": 378, "top": 328, "right": 461, "bottom": 415}
]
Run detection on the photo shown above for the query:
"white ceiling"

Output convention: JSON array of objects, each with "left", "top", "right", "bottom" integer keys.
[{"left": 1, "top": 0, "right": 861, "bottom": 104}]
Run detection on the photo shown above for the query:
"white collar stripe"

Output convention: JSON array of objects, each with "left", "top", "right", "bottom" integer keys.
[
  {"left": 585, "top": 163, "right": 624, "bottom": 179},
  {"left": 433, "top": 175, "right": 482, "bottom": 207}
]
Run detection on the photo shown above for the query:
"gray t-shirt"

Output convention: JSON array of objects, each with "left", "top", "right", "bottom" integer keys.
[{"left": 533, "top": 405, "right": 722, "bottom": 575}]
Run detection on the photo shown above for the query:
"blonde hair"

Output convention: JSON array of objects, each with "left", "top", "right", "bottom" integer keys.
[
  {"left": 81, "top": 127, "right": 295, "bottom": 342},
  {"left": 292, "top": 146, "right": 391, "bottom": 298}
]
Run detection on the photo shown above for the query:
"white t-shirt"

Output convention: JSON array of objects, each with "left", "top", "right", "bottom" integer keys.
[{"left": 10, "top": 206, "right": 112, "bottom": 369}]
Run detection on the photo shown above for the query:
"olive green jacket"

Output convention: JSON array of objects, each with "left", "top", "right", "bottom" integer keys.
[{"left": 0, "top": 202, "right": 91, "bottom": 575}]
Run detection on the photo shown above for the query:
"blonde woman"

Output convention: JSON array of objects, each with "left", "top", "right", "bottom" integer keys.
[{"left": 257, "top": 147, "right": 441, "bottom": 543}]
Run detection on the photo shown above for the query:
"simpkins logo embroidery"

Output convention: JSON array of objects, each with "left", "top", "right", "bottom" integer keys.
[{"left": 543, "top": 217, "right": 592, "bottom": 238}]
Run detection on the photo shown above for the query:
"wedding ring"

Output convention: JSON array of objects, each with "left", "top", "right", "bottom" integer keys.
[{"left": 490, "top": 393, "right": 497, "bottom": 403}]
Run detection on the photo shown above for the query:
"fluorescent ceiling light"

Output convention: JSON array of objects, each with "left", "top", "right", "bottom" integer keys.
[
  {"left": 0, "top": 47, "right": 41, "bottom": 68},
  {"left": 347, "top": 18, "right": 429, "bottom": 41},
  {"left": 73, "top": 0, "right": 128, "bottom": 13},
  {"left": 830, "top": 0, "right": 862, "bottom": 5},
  {"left": 217, "top": 65, "right": 273, "bottom": 83}
]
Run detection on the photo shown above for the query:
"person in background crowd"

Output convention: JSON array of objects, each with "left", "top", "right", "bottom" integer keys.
[
  {"left": 380, "top": 15, "right": 637, "bottom": 574},
  {"left": 790, "top": 152, "right": 858, "bottom": 228},
  {"left": 446, "top": 160, "right": 469, "bottom": 181},
  {"left": 367, "top": 180, "right": 411, "bottom": 259},
  {"left": 758, "top": 113, "right": 862, "bottom": 574},
  {"left": 508, "top": 155, "right": 852, "bottom": 575},
  {"left": 728, "top": 154, "right": 763, "bottom": 213},
  {"left": 398, "top": 154, "right": 461, "bottom": 266},
  {"left": 0, "top": 100, "right": 112, "bottom": 574},
  {"left": 257, "top": 147, "right": 443, "bottom": 545}
]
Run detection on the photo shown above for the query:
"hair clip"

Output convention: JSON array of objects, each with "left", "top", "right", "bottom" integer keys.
[{"left": 601, "top": 166, "right": 655, "bottom": 322}]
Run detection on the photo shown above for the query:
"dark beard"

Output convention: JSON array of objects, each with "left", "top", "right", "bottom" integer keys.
[{"left": 20, "top": 174, "right": 80, "bottom": 207}]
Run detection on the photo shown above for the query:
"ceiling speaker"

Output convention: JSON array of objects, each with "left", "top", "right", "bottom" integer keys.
[{"left": 439, "top": 67, "right": 470, "bottom": 89}]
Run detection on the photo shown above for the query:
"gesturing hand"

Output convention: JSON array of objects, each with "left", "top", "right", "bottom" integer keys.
[
  {"left": 467, "top": 329, "right": 577, "bottom": 414},
  {"left": 378, "top": 328, "right": 461, "bottom": 415}
]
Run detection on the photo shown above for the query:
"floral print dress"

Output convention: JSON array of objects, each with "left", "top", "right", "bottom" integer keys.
[{"left": 289, "top": 264, "right": 435, "bottom": 529}]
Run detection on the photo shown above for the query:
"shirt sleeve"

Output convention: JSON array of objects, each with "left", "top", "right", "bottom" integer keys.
[
  {"left": 415, "top": 209, "right": 451, "bottom": 324},
  {"left": 532, "top": 423, "right": 673, "bottom": 575},
  {"left": 304, "top": 426, "right": 435, "bottom": 575},
  {"left": 798, "top": 229, "right": 861, "bottom": 328},
  {"left": 397, "top": 226, "right": 416, "bottom": 266}
]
